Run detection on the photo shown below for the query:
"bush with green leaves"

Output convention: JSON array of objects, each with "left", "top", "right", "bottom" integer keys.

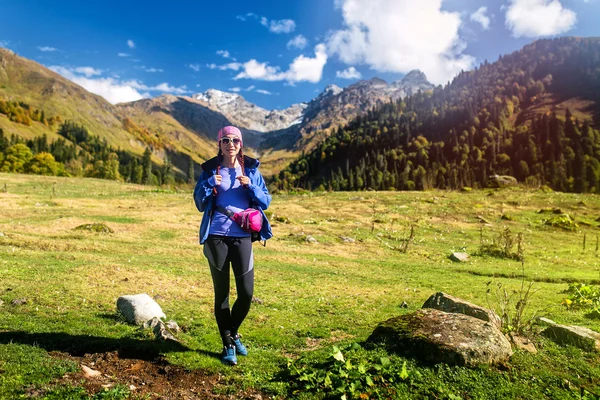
[
  {"left": 284, "top": 344, "right": 413, "bottom": 399},
  {"left": 562, "top": 283, "right": 600, "bottom": 313}
]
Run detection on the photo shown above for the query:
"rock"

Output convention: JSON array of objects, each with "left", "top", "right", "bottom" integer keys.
[
  {"left": 305, "top": 235, "right": 318, "bottom": 244},
  {"left": 422, "top": 292, "right": 502, "bottom": 328},
  {"left": 366, "top": 309, "right": 512, "bottom": 366},
  {"left": 11, "top": 298, "right": 27, "bottom": 306},
  {"left": 73, "top": 223, "right": 114, "bottom": 233},
  {"left": 509, "top": 335, "right": 537, "bottom": 353},
  {"left": 538, "top": 317, "right": 557, "bottom": 325},
  {"left": 449, "top": 252, "right": 469, "bottom": 262},
  {"left": 252, "top": 296, "right": 264, "bottom": 305},
  {"left": 476, "top": 216, "right": 490, "bottom": 224},
  {"left": 0, "top": 299, "right": 3, "bottom": 306},
  {"left": 81, "top": 365, "right": 102, "bottom": 378},
  {"left": 165, "top": 320, "right": 181, "bottom": 333},
  {"left": 340, "top": 236, "right": 355, "bottom": 243},
  {"left": 487, "top": 175, "right": 518, "bottom": 188},
  {"left": 542, "top": 324, "right": 600, "bottom": 351},
  {"left": 0, "top": 232, "right": 5, "bottom": 237},
  {"left": 117, "top": 294, "right": 166, "bottom": 325},
  {"left": 145, "top": 317, "right": 179, "bottom": 341}
]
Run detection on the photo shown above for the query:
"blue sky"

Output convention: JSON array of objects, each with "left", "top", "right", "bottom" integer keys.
[{"left": 1, "top": 0, "right": 599, "bottom": 110}]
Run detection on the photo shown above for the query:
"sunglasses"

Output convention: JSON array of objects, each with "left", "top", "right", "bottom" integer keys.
[{"left": 220, "top": 138, "right": 241, "bottom": 145}]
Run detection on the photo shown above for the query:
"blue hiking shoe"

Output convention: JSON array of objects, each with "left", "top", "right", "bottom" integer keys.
[
  {"left": 221, "top": 345, "right": 237, "bottom": 365},
  {"left": 233, "top": 334, "right": 248, "bottom": 356}
]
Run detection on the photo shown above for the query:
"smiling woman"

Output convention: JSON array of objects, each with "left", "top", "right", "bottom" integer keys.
[{"left": 193, "top": 125, "right": 273, "bottom": 366}]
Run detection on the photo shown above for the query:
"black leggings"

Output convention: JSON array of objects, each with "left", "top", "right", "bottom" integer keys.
[{"left": 203, "top": 235, "right": 254, "bottom": 343}]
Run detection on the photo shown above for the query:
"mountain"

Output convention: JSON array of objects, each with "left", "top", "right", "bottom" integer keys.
[
  {"left": 294, "top": 72, "right": 435, "bottom": 150},
  {"left": 194, "top": 89, "right": 307, "bottom": 133},
  {"left": 0, "top": 48, "right": 217, "bottom": 176},
  {"left": 273, "top": 37, "right": 600, "bottom": 193},
  {"left": 0, "top": 48, "right": 134, "bottom": 148},
  {"left": 0, "top": 45, "right": 434, "bottom": 178}
]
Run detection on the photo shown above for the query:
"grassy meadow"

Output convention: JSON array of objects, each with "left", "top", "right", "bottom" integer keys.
[{"left": 2, "top": 172, "right": 600, "bottom": 399}]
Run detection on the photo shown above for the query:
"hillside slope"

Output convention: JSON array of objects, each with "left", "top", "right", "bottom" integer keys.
[{"left": 274, "top": 37, "right": 600, "bottom": 193}]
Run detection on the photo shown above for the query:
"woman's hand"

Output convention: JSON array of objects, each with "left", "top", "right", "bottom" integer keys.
[
  {"left": 237, "top": 176, "right": 250, "bottom": 187},
  {"left": 209, "top": 174, "right": 222, "bottom": 186}
]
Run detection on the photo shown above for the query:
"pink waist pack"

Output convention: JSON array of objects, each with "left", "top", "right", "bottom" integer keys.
[
  {"left": 232, "top": 208, "right": 263, "bottom": 233},
  {"left": 217, "top": 206, "right": 263, "bottom": 233}
]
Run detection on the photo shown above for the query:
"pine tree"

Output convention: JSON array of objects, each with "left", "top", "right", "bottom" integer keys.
[
  {"left": 187, "top": 155, "right": 195, "bottom": 184},
  {"left": 142, "top": 147, "right": 152, "bottom": 184}
]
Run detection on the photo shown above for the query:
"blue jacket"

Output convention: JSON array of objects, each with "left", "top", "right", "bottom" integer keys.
[{"left": 193, "top": 155, "right": 273, "bottom": 244}]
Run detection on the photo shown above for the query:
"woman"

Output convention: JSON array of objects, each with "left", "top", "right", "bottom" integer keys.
[{"left": 193, "top": 126, "right": 272, "bottom": 365}]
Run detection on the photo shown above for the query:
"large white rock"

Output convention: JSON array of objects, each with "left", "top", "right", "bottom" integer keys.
[{"left": 117, "top": 294, "right": 166, "bottom": 325}]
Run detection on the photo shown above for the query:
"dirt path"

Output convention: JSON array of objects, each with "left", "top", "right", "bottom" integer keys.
[{"left": 41, "top": 351, "right": 267, "bottom": 399}]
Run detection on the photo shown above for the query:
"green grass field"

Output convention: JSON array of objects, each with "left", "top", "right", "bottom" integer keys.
[{"left": 2, "top": 172, "right": 600, "bottom": 399}]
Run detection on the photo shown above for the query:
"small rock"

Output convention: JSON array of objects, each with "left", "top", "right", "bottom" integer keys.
[
  {"left": 81, "top": 365, "right": 102, "bottom": 378},
  {"left": 145, "top": 317, "right": 179, "bottom": 341},
  {"left": 252, "top": 296, "right": 264, "bottom": 305},
  {"left": 0, "top": 232, "right": 5, "bottom": 237},
  {"left": 0, "top": 299, "right": 4, "bottom": 306},
  {"left": 340, "top": 236, "right": 355, "bottom": 243},
  {"left": 423, "top": 292, "right": 502, "bottom": 328},
  {"left": 11, "top": 298, "right": 27, "bottom": 306},
  {"left": 476, "top": 216, "right": 489, "bottom": 224},
  {"left": 542, "top": 324, "right": 600, "bottom": 351},
  {"left": 399, "top": 301, "right": 408, "bottom": 309},
  {"left": 305, "top": 235, "right": 318, "bottom": 244},
  {"left": 349, "top": 196, "right": 365, "bottom": 201},
  {"left": 165, "top": 320, "right": 181, "bottom": 333},
  {"left": 450, "top": 252, "right": 469, "bottom": 262},
  {"left": 538, "top": 317, "right": 557, "bottom": 325},
  {"left": 117, "top": 294, "right": 166, "bottom": 325},
  {"left": 510, "top": 335, "right": 537, "bottom": 353}
]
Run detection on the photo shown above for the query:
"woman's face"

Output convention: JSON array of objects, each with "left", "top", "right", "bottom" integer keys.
[{"left": 220, "top": 134, "right": 242, "bottom": 157}]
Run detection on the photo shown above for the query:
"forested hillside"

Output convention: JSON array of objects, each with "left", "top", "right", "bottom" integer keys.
[{"left": 273, "top": 37, "right": 600, "bottom": 192}]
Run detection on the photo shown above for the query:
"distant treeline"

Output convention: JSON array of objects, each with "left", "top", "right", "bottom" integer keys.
[
  {"left": 274, "top": 37, "right": 600, "bottom": 193},
  {"left": 0, "top": 121, "right": 196, "bottom": 185},
  {"left": 0, "top": 98, "right": 61, "bottom": 127}
]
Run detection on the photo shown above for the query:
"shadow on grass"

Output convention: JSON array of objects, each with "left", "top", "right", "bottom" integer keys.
[{"left": 0, "top": 331, "right": 191, "bottom": 360}]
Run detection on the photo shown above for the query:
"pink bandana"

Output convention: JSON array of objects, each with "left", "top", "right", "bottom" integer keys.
[{"left": 217, "top": 126, "right": 243, "bottom": 147}]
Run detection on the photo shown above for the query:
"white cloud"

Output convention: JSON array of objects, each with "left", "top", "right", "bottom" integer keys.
[
  {"left": 229, "top": 87, "right": 242, "bottom": 92},
  {"left": 234, "top": 59, "right": 283, "bottom": 81},
  {"left": 246, "top": 85, "right": 255, "bottom": 90},
  {"left": 326, "top": 0, "right": 475, "bottom": 85},
  {"left": 49, "top": 65, "right": 189, "bottom": 104},
  {"left": 256, "top": 89, "right": 273, "bottom": 95},
  {"left": 287, "top": 35, "right": 308, "bottom": 49},
  {"left": 217, "top": 50, "right": 231, "bottom": 58},
  {"left": 236, "top": 12, "right": 257, "bottom": 21},
  {"left": 207, "top": 62, "right": 242, "bottom": 71},
  {"left": 268, "top": 19, "right": 296, "bottom": 33},
  {"left": 336, "top": 66, "right": 362, "bottom": 79},
  {"left": 123, "top": 80, "right": 189, "bottom": 95},
  {"left": 74, "top": 66, "right": 102, "bottom": 77},
  {"left": 234, "top": 44, "right": 327, "bottom": 84},
  {"left": 188, "top": 64, "right": 201, "bottom": 72},
  {"left": 38, "top": 46, "right": 58, "bottom": 52},
  {"left": 470, "top": 7, "right": 491, "bottom": 30},
  {"left": 505, "top": 0, "right": 576, "bottom": 38},
  {"left": 118, "top": 52, "right": 130, "bottom": 57},
  {"left": 127, "top": 40, "right": 135, "bottom": 49},
  {"left": 49, "top": 66, "right": 144, "bottom": 104},
  {"left": 239, "top": 13, "right": 296, "bottom": 34},
  {"left": 284, "top": 44, "right": 328, "bottom": 83},
  {"left": 141, "top": 66, "right": 163, "bottom": 73},
  {"left": 0, "top": 40, "right": 10, "bottom": 48}
]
